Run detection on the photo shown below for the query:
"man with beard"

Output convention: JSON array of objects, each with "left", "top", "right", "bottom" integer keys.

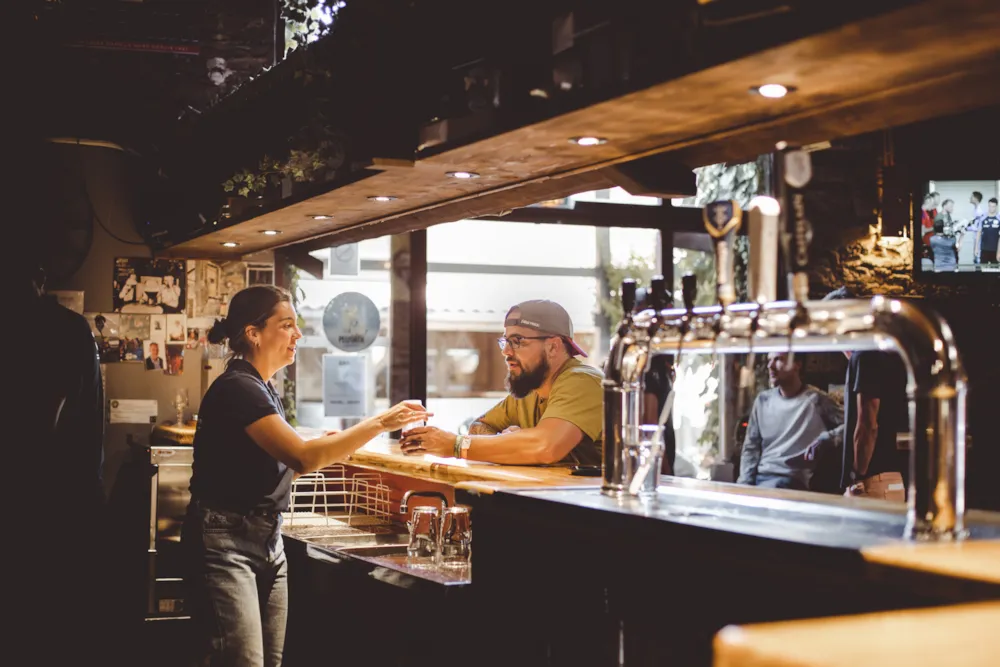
[{"left": 400, "top": 300, "right": 603, "bottom": 464}]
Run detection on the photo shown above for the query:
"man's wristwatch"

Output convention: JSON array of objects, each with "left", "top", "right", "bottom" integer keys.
[{"left": 454, "top": 435, "right": 472, "bottom": 459}]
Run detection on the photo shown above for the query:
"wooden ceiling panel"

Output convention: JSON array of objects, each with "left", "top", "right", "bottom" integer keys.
[{"left": 165, "top": 0, "right": 1000, "bottom": 259}]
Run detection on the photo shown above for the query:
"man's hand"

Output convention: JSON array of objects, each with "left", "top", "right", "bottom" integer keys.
[
  {"left": 501, "top": 425, "right": 521, "bottom": 435},
  {"left": 399, "top": 426, "right": 458, "bottom": 457},
  {"left": 803, "top": 436, "right": 829, "bottom": 462}
]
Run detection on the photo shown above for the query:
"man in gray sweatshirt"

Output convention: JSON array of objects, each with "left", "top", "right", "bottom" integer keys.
[{"left": 738, "top": 352, "right": 844, "bottom": 490}]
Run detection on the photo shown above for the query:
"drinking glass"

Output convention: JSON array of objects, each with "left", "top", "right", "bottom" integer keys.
[
  {"left": 439, "top": 506, "right": 472, "bottom": 567},
  {"left": 406, "top": 506, "right": 440, "bottom": 568},
  {"left": 621, "top": 424, "right": 664, "bottom": 497},
  {"left": 173, "top": 388, "right": 190, "bottom": 426},
  {"left": 401, "top": 398, "right": 426, "bottom": 433}
]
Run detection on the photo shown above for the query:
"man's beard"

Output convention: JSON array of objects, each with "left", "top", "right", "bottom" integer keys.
[{"left": 506, "top": 356, "right": 550, "bottom": 399}]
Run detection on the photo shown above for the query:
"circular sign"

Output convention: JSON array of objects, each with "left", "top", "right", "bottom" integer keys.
[{"left": 322, "top": 292, "right": 380, "bottom": 352}]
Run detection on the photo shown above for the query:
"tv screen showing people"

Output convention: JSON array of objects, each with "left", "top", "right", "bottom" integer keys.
[{"left": 918, "top": 180, "right": 1000, "bottom": 273}]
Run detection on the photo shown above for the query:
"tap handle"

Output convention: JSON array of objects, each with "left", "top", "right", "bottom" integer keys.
[
  {"left": 620, "top": 279, "right": 637, "bottom": 314},
  {"left": 649, "top": 275, "right": 666, "bottom": 311},
  {"left": 703, "top": 200, "right": 743, "bottom": 308},
  {"left": 777, "top": 145, "right": 814, "bottom": 304},
  {"left": 681, "top": 273, "right": 697, "bottom": 312}
]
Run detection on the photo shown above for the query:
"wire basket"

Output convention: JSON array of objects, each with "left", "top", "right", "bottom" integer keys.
[{"left": 285, "top": 464, "right": 391, "bottom": 528}]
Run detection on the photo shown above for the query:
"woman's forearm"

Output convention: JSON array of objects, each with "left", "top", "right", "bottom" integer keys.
[{"left": 300, "top": 417, "right": 383, "bottom": 472}]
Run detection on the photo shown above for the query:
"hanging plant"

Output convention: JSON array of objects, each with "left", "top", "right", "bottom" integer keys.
[{"left": 282, "top": 0, "right": 346, "bottom": 55}]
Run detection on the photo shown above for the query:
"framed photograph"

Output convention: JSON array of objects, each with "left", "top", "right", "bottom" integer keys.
[
  {"left": 166, "top": 314, "right": 186, "bottom": 344},
  {"left": 119, "top": 314, "right": 151, "bottom": 363},
  {"left": 114, "top": 257, "right": 186, "bottom": 314}
]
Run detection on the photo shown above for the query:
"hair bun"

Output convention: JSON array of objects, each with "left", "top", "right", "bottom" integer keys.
[{"left": 207, "top": 318, "right": 230, "bottom": 345}]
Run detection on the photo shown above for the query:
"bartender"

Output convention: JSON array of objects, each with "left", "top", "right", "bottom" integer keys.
[{"left": 400, "top": 299, "right": 603, "bottom": 465}]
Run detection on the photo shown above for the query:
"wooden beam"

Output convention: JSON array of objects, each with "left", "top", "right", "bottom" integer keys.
[{"left": 274, "top": 247, "right": 324, "bottom": 280}]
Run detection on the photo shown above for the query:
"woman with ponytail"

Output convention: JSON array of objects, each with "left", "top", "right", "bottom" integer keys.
[{"left": 182, "top": 285, "right": 428, "bottom": 666}]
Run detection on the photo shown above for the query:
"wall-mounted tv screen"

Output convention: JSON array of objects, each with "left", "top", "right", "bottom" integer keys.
[{"left": 916, "top": 180, "right": 1000, "bottom": 274}]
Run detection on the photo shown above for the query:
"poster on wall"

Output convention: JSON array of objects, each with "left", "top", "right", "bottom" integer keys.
[
  {"left": 118, "top": 314, "right": 150, "bottom": 363},
  {"left": 322, "top": 354, "right": 368, "bottom": 417},
  {"left": 145, "top": 314, "right": 167, "bottom": 371},
  {"left": 86, "top": 313, "right": 121, "bottom": 364},
  {"left": 166, "top": 344, "right": 184, "bottom": 376},
  {"left": 143, "top": 340, "right": 166, "bottom": 371},
  {"left": 113, "top": 257, "right": 186, "bottom": 314},
  {"left": 166, "top": 314, "right": 187, "bottom": 344}
]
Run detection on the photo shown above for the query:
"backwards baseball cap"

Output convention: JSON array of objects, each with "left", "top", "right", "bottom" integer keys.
[{"left": 504, "top": 299, "right": 588, "bottom": 358}]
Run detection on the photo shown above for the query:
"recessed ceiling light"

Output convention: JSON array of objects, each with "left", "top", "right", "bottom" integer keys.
[
  {"left": 221, "top": 241, "right": 240, "bottom": 248},
  {"left": 368, "top": 195, "right": 397, "bottom": 202},
  {"left": 446, "top": 171, "right": 480, "bottom": 179},
  {"left": 751, "top": 84, "right": 795, "bottom": 99},
  {"left": 309, "top": 214, "right": 333, "bottom": 220},
  {"left": 569, "top": 136, "right": 607, "bottom": 146},
  {"left": 261, "top": 230, "right": 281, "bottom": 236}
]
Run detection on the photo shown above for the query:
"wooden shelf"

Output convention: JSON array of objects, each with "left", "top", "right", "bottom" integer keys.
[{"left": 165, "top": 0, "right": 1000, "bottom": 257}]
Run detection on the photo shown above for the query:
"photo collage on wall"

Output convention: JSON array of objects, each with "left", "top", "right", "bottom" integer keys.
[
  {"left": 106, "top": 258, "right": 186, "bottom": 374},
  {"left": 185, "top": 259, "right": 276, "bottom": 359}
]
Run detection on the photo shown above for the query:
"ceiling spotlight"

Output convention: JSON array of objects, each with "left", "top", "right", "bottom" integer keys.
[
  {"left": 446, "top": 171, "right": 480, "bottom": 179},
  {"left": 368, "top": 195, "right": 398, "bottom": 202},
  {"left": 309, "top": 214, "right": 333, "bottom": 220},
  {"left": 261, "top": 230, "right": 281, "bottom": 236},
  {"left": 221, "top": 241, "right": 240, "bottom": 248},
  {"left": 569, "top": 136, "right": 607, "bottom": 146},
  {"left": 751, "top": 84, "right": 795, "bottom": 99}
]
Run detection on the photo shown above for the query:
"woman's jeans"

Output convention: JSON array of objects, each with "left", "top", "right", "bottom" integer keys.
[{"left": 183, "top": 505, "right": 288, "bottom": 667}]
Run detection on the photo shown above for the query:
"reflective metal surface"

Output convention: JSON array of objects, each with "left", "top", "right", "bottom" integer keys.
[
  {"left": 519, "top": 486, "right": 1000, "bottom": 550},
  {"left": 336, "top": 544, "right": 411, "bottom": 557},
  {"left": 602, "top": 296, "right": 968, "bottom": 541}
]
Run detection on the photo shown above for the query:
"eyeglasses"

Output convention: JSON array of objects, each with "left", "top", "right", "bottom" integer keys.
[{"left": 497, "top": 335, "right": 554, "bottom": 351}]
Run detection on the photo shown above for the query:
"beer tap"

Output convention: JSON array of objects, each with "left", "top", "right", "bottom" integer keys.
[
  {"left": 618, "top": 278, "right": 637, "bottom": 336},
  {"left": 777, "top": 144, "right": 815, "bottom": 363},
  {"left": 704, "top": 200, "right": 743, "bottom": 470},
  {"left": 739, "top": 196, "right": 781, "bottom": 416}
]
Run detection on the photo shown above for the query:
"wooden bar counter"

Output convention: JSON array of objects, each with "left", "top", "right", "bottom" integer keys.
[{"left": 713, "top": 601, "right": 1000, "bottom": 667}]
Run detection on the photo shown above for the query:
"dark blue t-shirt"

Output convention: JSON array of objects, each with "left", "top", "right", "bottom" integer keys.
[
  {"left": 980, "top": 215, "right": 1000, "bottom": 255},
  {"left": 841, "top": 352, "right": 908, "bottom": 489},
  {"left": 189, "top": 359, "right": 293, "bottom": 512}
]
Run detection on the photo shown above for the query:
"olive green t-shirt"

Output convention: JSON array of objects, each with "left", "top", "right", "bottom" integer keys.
[{"left": 476, "top": 358, "right": 604, "bottom": 465}]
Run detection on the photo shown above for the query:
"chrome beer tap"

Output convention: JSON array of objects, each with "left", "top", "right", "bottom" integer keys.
[
  {"left": 739, "top": 196, "right": 781, "bottom": 416},
  {"left": 704, "top": 200, "right": 743, "bottom": 469},
  {"left": 777, "top": 144, "right": 815, "bottom": 364}
]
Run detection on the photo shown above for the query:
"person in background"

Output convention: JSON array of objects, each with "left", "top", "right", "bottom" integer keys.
[
  {"left": 159, "top": 274, "right": 181, "bottom": 310},
  {"left": 21, "top": 256, "right": 110, "bottom": 661},
  {"left": 183, "top": 285, "right": 428, "bottom": 667},
  {"left": 975, "top": 197, "right": 1000, "bottom": 264},
  {"left": 400, "top": 300, "right": 603, "bottom": 465},
  {"left": 737, "top": 352, "right": 843, "bottom": 490},
  {"left": 145, "top": 341, "right": 165, "bottom": 370},
  {"left": 821, "top": 287, "right": 909, "bottom": 501},
  {"left": 969, "top": 190, "right": 985, "bottom": 221},
  {"left": 919, "top": 193, "right": 937, "bottom": 255},
  {"left": 929, "top": 219, "right": 959, "bottom": 271}
]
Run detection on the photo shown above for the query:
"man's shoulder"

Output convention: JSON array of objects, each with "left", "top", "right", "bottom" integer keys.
[{"left": 563, "top": 359, "right": 604, "bottom": 379}]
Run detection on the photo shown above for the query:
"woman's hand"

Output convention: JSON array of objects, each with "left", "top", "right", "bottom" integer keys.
[{"left": 376, "top": 401, "right": 432, "bottom": 432}]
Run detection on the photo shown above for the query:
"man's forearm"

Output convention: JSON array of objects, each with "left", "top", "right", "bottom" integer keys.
[
  {"left": 466, "top": 429, "right": 561, "bottom": 465},
  {"left": 853, "top": 424, "right": 877, "bottom": 477},
  {"left": 468, "top": 421, "right": 499, "bottom": 436},
  {"left": 737, "top": 440, "right": 761, "bottom": 484}
]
